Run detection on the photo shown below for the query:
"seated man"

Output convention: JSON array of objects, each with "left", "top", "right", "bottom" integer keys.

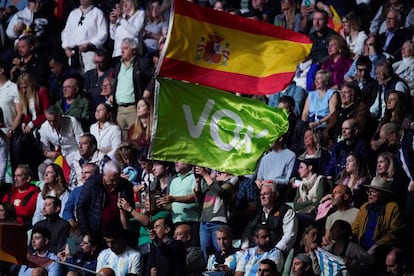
[
  {"left": 242, "top": 184, "right": 297, "bottom": 254},
  {"left": 55, "top": 76, "right": 92, "bottom": 131},
  {"left": 205, "top": 225, "right": 243, "bottom": 275},
  {"left": 290, "top": 254, "right": 312, "bottom": 276},
  {"left": 352, "top": 177, "right": 404, "bottom": 266},
  {"left": 258, "top": 259, "right": 280, "bottom": 276},
  {"left": 322, "top": 185, "right": 359, "bottom": 246},
  {"left": 96, "top": 226, "right": 142, "bottom": 275},
  {"left": 2, "top": 164, "right": 39, "bottom": 229},
  {"left": 68, "top": 133, "right": 109, "bottom": 189},
  {"left": 38, "top": 105, "right": 83, "bottom": 180},
  {"left": 235, "top": 225, "right": 285, "bottom": 275},
  {"left": 146, "top": 217, "right": 187, "bottom": 276},
  {"left": 18, "top": 227, "right": 61, "bottom": 276},
  {"left": 173, "top": 223, "right": 205, "bottom": 276},
  {"left": 32, "top": 196, "right": 70, "bottom": 254}
]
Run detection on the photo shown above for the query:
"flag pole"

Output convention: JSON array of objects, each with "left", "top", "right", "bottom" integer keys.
[{"left": 55, "top": 259, "right": 98, "bottom": 274}]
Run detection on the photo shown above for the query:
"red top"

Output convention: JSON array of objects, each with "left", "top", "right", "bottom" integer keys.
[
  {"left": 22, "top": 87, "right": 51, "bottom": 128},
  {"left": 2, "top": 184, "right": 40, "bottom": 226}
]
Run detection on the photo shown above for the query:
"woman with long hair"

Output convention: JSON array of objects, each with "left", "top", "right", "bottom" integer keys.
[
  {"left": 336, "top": 152, "right": 369, "bottom": 207},
  {"left": 0, "top": 202, "right": 18, "bottom": 223},
  {"left": 340, "top": 12, "right": 367, "bottom": 58},
  {"left": 90, "top": 103, "right": 121, "bottom": 158},
  {"left": 128, "top": 98, "right": 152, "bottom": 149},
  {"left": 273, "top": 0, "right": 301, "bottom": 32},
  {"left": 17, "top": 73, "right": 50, "bottom": 134},
  {"left": 109, "top": 0, "right": 145, "bottom": 59},
  {"left": 14, "top": 73, "right": 50, "bottom": 177},
  {"left": 32, "top": 163, "right": 70, "bottom": 225},
  {"left": 376, "top": 151, "right": 408, "bottom": 208},
  {"left": 143, "top": 0, "right": 168, "bottom": 54}
]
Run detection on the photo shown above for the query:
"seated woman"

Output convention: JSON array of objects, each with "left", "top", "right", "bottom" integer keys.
[
  {"left": 323, "top": 220, "right": 375, "bottom": 275},
  {"left": 90, "top": 103, "right": 121, "bottom": 159},
  {"left": 370, "top": 91, "right": 411, "bottom": 151},
  {"left": 375, "top": 151, "right": 409, "bottom": 209},
  {"left": 321, "top": 35, "right": 353, "bottom": 89},
  {"left": 336, "top": 152, "right": 369, "bottom": 208},
  {"left": 32, "top": 164, "right": 70, "bottom": 225},
  {"left": 301, "top": 70, "right": 338, "bottom": 135},
  {"left": 0, "top": 202, "right": 17, "bottom": 223},
  {"left": 340, "top": 12, "right": 367, "bottom": 58},
  {"left": 294, "top": 159, "right": 330, "bottom": 216}
]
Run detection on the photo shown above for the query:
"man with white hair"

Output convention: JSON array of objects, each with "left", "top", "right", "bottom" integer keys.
[
  {"left": 77, "top": 160, "right": 134, "bottom": 235},
  {"left": 112, "top": 38, "right": 151, "bottom": 139}
]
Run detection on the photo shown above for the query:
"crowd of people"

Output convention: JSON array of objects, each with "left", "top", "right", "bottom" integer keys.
[{"left": 0, "top": 0, "right": 414, "bottom": 275}]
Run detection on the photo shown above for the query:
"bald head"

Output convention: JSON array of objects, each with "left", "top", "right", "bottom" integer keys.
[
  {"left": 386, "top": 248, "right": 406, "bottom": 276},
  {"left": 97, "top": 268, "right": 116, "bottom": 276},
  {"left": 174, "top": 223, "right": 191, "bottom": 243}
]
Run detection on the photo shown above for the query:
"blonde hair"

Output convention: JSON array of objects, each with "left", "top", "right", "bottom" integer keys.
[{"left": 17, "top": 73, "right": 41, "bottom": 116}]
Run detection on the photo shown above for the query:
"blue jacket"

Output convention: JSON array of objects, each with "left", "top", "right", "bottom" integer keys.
[{"left": 77, "top": 174, "right": 134, "bottom": 235}]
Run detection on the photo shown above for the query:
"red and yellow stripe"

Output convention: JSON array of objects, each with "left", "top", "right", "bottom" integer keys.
[{"left": 159, "top": 0, "right": 312, "bottom": 95}]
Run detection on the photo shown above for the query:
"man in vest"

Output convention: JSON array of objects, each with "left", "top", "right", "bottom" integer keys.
[{"left": 241, "top": 184, "right": 298, "bottom": 255}]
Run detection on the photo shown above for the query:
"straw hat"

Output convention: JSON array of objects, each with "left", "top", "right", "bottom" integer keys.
[{"left": 364, "top": 176, "right": 392, "bottom": 193}]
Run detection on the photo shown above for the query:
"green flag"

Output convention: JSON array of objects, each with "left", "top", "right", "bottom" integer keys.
[{"left": 150, "top": 78, "right": 289, "bottom": 175}]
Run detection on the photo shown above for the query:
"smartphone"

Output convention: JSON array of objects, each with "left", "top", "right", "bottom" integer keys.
[
  {"left": 67, "top": 237, "right": 77, "bottom": 254},
  {"left": 293, "top": 179, "right": 303, "bottom": 188},
  {"left": 192, "top": 166, "right": 202, "bottom": 181}
]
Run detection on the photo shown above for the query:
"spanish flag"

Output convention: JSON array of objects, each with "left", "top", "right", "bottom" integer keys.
[
  {"left": 54, "top": 155, "right": 70, "bottom": 182},
  {"left": 0, "top": 223, "right": 27, "bottom": 264},
  {"left": 158, "top": 0, "right": 312, "bottom": 95}
]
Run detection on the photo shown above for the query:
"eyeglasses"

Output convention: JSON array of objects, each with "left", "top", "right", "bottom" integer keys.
[
  {"left": 367, "top": 189, "right": 380, "bottom": 195},
  {"left": 340, "top": 90, "right": 352, "bottom": 95},
  {"left": 81, "top": 171, "right": 92, "bottom": 175},
  {"left": 259, "top": 192, "right": 272, "bottom": 197},
  {"left": 78, "top": 15, "right": 85, "bottom": 26},
  {"left": 63, "top": 85, "right": 76, "bottom": 89},
  {"left": 386, "top": 17, "right": 397, "bottom": 21}
]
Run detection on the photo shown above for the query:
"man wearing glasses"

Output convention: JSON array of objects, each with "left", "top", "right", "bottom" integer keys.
[
  {"left": 352, "top": 177, "right": 403, "bottom": 269},
  {"left": 241, "top": 184, "right": 298, "bottom": 255}
]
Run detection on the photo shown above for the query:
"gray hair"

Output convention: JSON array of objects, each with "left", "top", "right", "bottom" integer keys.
[
  {"left": 122, "top": 37, "right": 138, "bottom": 50},
  {"left": 103, "top": 160, "right": 121, "bottom": 175}
]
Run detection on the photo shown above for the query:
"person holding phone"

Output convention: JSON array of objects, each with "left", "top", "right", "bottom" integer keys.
[{"left": 77, "top": 160, "right": 134, "bottom": 235}]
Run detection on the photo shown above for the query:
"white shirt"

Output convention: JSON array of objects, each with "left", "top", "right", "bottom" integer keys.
[
  {"left": 109, "top": 10, "right": 145, "bottom": 57},
  {"left": 61, "top": 6, "right": 108, "bottom": 49},
  {"left": 0, "top": 80, "right": 19, "bottom": 134},
  {"left": 96, "top": 247, "right": 142, "bottom": 275},
  {"left": 90, "top": 121, "right": 122, "bottom": 158},
  {"left": 39, "top": 115, "right": 83, "bottom": 163}
]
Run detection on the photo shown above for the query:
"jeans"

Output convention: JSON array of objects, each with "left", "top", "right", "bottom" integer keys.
[{"left": 199, "top": 221, "right": 224, "bottom": 261}]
